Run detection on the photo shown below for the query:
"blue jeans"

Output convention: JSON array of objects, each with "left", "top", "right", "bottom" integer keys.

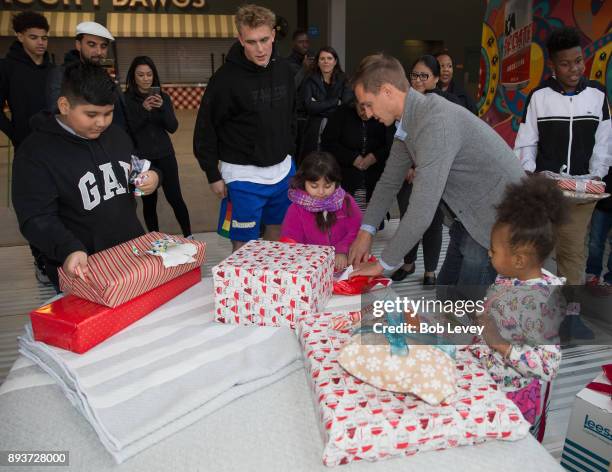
[
  {"left": 585, "top": 209, "right": 612, "bottom": 284},
  {"left": 437, "top": 221, "right": 497, "bottom": 301}
]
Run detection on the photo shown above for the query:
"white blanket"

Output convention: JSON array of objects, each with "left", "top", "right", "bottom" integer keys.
[{"left": 17, "top": 280, "right": 303, "bottom": 463}]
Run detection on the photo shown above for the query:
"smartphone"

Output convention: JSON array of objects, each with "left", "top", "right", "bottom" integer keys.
[
  {"left": 148, "top": 86, "right": 161, "bottom": 96},
  {"left": 99, "top": 58, "right": 115, "bottom": 68}
]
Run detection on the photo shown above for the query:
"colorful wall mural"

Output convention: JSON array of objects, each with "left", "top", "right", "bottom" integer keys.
[{"left": 478, "top": 0, "right": 611, "bottom": 147}]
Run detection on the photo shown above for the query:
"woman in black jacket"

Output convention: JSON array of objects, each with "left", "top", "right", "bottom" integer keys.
[
  {"left": 300, "top": 46, "right": 353, "bottom": 161},
  {"left": 435, "top": 52, "right": 478, "bottom": 115},
  {"left": 321, "top": 102, "right": 394, "bottom": 206},
  {"left": 125, "top": 56, "right": 192, "bottom": 237}
]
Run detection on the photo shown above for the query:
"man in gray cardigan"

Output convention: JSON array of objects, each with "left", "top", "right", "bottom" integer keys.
[{"left": 349, "top": 54, "right": 525, "bottom": 289}]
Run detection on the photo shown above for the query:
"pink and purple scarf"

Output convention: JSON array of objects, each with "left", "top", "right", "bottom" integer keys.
[{"left": 288, "top": 187, "right": 346, "bottom": 213}]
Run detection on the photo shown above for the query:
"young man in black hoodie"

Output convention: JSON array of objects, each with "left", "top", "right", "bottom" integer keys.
[
  {"left": 13, "top": 63, "right": 160, "bottom": 290},
  {"left": 1, "top": 12, "right": 53, "bottom": 285},
  {"left": 0, "top": 11, "right": 52, "bottom": 149},
  {"left": 286, "top": 29, "right": 313, "bottom": 157},
  {"left": 193, "top": 4, "right": 296, "bottom": 252}
]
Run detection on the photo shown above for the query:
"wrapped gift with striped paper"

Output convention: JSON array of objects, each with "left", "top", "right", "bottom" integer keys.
[
  {"left": 539, "top": 171, "right": 606, "bottom": 194},
  {"left": 213, "top": 240, "right": 334, "bottom": 328},
  {"left": 32, "top": 268, "right": 201, "bottom": 354},
  {"left": 59, "top": 232, "right": 205, "bottom": 308}
]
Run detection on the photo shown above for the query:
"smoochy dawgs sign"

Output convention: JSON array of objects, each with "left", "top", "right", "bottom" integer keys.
[{"left": 1, "top": 0, "right": 206, "bottom": 9}]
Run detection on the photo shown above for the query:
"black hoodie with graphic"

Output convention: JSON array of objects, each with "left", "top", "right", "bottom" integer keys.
[
  {"left": 0, "top": 41, "right": 52, "bottom": 147},
  {"left": 193, "top": 41, "right": 296, "bottom": 183},
  {"left": 12, "top": 114, "right": 145, "bottom": 271}
]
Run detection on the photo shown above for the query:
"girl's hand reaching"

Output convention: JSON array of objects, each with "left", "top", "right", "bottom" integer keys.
[
  {"left": 481, "top": 312, "right": 512, "bottom": 358},
  {"left": 335, "top": 253, "right": 348, "bottom": 272}
]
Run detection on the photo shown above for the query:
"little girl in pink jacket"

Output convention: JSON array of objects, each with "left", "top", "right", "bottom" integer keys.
[{"left": 281, "top": 152, "right": 362, "bottom": 271}]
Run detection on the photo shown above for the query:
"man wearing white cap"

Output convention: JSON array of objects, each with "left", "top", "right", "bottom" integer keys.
[{"left": 44, "top": 21, "right": 128, "bottom": 131}]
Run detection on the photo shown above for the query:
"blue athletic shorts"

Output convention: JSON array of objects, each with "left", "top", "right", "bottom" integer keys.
[{"left": 217, "top": 162, "right": 295, "bottom": 241}]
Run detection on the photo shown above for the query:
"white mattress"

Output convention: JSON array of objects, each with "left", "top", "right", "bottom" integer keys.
[{"left": 0, "top": 282, "right": 563, "bottom": 471}]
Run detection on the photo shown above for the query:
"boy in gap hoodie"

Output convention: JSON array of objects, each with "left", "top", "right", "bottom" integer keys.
[{"left": 12, "top": 63, "right": 160, "bottom": 290}]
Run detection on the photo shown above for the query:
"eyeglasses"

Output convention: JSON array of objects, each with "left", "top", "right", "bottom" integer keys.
[{"left": 409, "top": 72, "right": 430, "bottom": 81}]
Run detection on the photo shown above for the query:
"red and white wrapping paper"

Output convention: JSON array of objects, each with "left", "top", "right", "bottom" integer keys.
[
  {"left": 213, "top": 240, "right": 334, "bottom": 328},
  {"left": 59, "top": 232, "right": 206, "bottom": 308},
  {"left": 540, "top": 171, "right": 606, "bottom": 194},
  {"left": 297, "top": 311, "right": 530, "bottom": 467},
  {"left": 31, "top": 268, "right": 201, "bottom": 354},
  {"left": 586, "top": 364, "right": 612, "bottom": 396}
]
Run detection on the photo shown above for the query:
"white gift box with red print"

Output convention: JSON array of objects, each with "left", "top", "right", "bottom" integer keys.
[
  {"left": 213, "top": 240, "right": 334, "bottom": 328},
  {"left": 297, "top": 311, "right": 530, "bottom": 467}
]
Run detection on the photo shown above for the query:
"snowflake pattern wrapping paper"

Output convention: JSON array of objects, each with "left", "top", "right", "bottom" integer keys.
[
  {"left": 297, "top": 311, "right": 530, "bottom": 467},
  {"left": 338, "top": 337, "right": 457, "bottom": 405},
  {"left": 213, "top": 240, "right": 334, "bottom": 328}
]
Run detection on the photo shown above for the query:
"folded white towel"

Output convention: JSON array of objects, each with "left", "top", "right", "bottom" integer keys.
[{"left": 19, "top": 279, "right": 303, "bottom": 463}]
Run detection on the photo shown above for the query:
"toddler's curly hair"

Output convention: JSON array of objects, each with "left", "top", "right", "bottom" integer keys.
[{"left": 495, "top": 175, "right": 569, "bottom": 262}]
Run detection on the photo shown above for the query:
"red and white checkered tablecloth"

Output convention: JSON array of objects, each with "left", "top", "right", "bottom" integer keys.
[{"left": 163, "top": 86, "right": 206, "bottom": 110}]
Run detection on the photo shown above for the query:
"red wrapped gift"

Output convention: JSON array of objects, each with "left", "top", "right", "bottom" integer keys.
[
  {"left": 586, "top": 364, "right": 612, "bottom": 396},
  {"left": 32, "top": 268, "right": 201, "bottom": 353},
  {"left": 59, "top": 232, "right": 206, "bottom": 308}
]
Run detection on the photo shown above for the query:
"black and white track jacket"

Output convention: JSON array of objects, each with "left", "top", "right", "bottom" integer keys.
[{"left": 514, "top": 77, "right": 610, "bottom": 178}]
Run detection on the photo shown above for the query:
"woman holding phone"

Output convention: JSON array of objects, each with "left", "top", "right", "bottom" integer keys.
[{"left": 125, "top": 55, "right": 192, "bottom": 237}]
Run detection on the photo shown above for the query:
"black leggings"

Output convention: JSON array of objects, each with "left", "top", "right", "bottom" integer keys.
[
  {"left": 142, "top": 154, "right": 192, "bottom": 237},
  {"left": 396, "top": 181, "right": 443, "bottom": 272}
]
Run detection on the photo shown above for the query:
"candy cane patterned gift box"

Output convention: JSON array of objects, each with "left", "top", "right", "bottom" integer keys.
[
  {"left": 297, "top": 311, "right": 530, "bottom": 467},
  {"left": 213, "top": 240, "right": 334, "bottom": 328}
]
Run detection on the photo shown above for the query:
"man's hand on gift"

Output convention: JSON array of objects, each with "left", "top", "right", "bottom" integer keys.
[
  {"left": 348, "top": 230, "right": 373, "bottom": 266},
  {"left": 210, "top": 179, "right": 227, "bottom": 199},
  {"left": 136, "top": 170, "right": 160, "bottom": 195},
  {"left": 64, "top": 251, "right": 89, "bottom": 281},
  {"left": 335, "top": 253, "right": 348, "bottom": 272},
  {"left": 350, "top": 260, "right": 383, "bottom": 278}
]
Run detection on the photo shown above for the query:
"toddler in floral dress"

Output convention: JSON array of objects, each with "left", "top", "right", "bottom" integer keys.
[{"left": 469, "top": 176, "right": 569, "bottom": 439}]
